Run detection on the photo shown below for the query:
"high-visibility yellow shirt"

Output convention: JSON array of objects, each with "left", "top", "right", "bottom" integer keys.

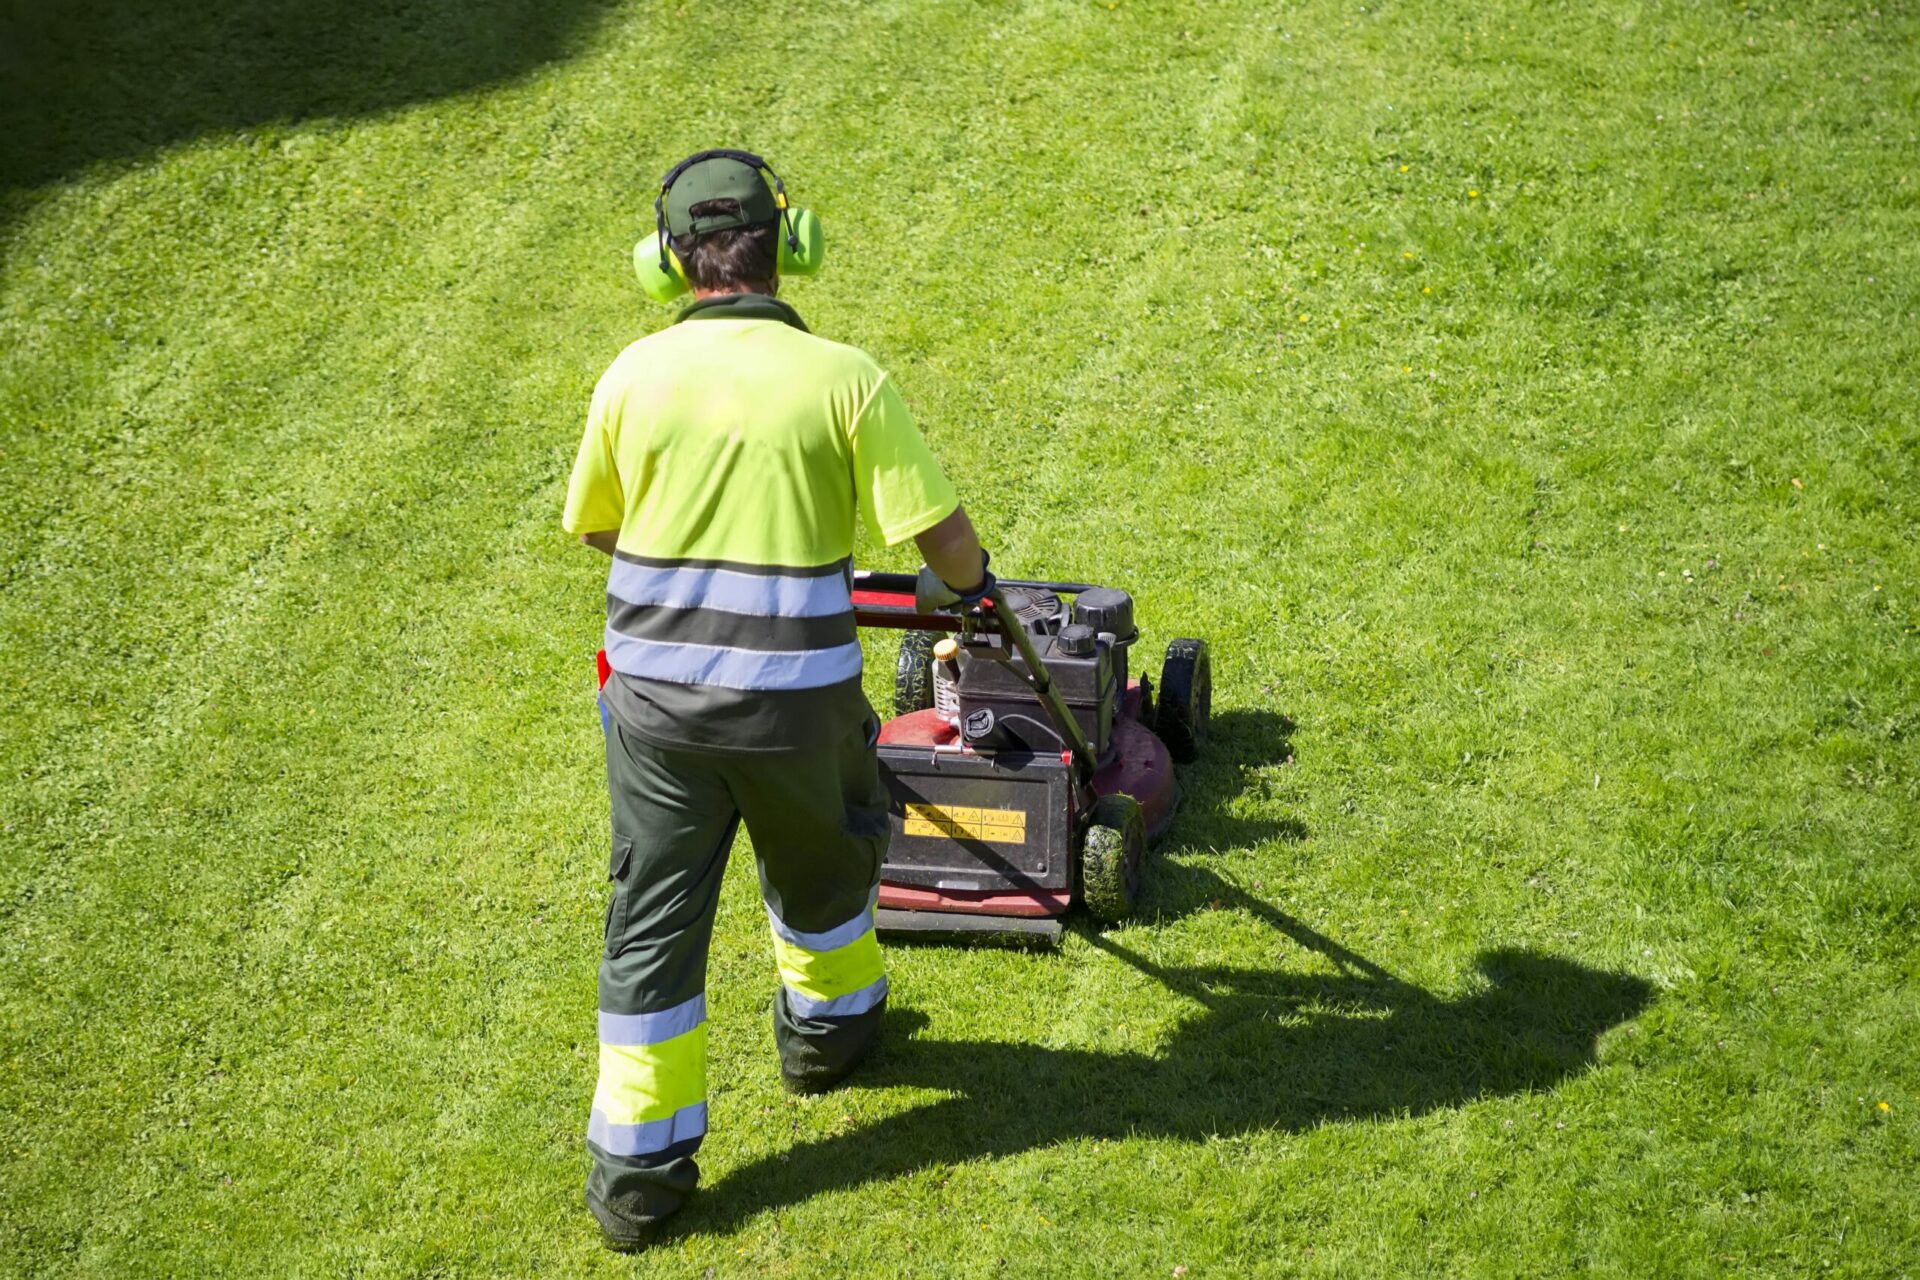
[{"left": 564, "top": 294, "right": 958, "bottom": 754}]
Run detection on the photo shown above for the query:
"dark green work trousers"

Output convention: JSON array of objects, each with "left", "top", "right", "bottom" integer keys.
[{"left": 585, "top": 712, "right": 892, "bottom": 1239}]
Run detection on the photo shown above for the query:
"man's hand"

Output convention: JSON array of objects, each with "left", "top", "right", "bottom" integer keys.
[
  {"left": 914, "top": 554, "right": 997, "bottom": 614},
  {"left": 580, "top": 530, "right": 619, "bottom": 556}
]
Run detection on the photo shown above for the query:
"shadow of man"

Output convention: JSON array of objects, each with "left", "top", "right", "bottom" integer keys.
[{"left": 686, "top": 878, "right": 1652, "bottom": 1233}]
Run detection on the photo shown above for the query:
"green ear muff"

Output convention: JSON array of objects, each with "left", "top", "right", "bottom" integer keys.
[
  {"left": 776, "top": 207, "right": 824, "bottom": 276},
  {"left": 632, "top": 208, "right": 823, "bottom": 303},
  {"left": 634, "top": 234, "right": 691, "bottom": 303}
]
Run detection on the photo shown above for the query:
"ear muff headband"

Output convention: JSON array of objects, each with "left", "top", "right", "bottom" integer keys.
[{"left": 654, "top": 148, "right": 801, "bottom": 274}]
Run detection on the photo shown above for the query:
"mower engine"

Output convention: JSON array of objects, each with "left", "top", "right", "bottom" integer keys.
[{"left": 945, "top": 585, "right": 1134, "bottom": 759}]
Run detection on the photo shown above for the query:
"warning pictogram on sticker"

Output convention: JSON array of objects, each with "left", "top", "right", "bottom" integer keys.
[{"left": 903, "top": 802, "right": 1027, "bottom": 845}]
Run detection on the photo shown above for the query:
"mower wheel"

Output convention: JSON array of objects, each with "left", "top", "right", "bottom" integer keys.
[
  {"left": 1156, "top": 638, "right": 1211, "bottom": 763},
  {"left": 894, "top": 631, "right": 941, "bottom": 716},
  {"left": 1080, "top": 793, "right": 1145, "bottom": 924}
]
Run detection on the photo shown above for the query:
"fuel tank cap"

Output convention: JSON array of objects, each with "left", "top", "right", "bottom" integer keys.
[{"left": 1071, "top": 588, "right": 1134, "bottom": 641}]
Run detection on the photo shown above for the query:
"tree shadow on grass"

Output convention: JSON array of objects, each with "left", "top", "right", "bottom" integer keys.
[
  {"left": 0, "top": 0, "right": 614, "bottom": 199},
  {"left": 687, "top": 871, "right": 1652, "bottom": 1233}
]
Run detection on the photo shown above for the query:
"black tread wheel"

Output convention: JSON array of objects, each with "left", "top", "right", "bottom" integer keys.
[
  {"left": 894, "top": 631, "right": 941, "bottom": 717},
  {"left": 1080, "top": 793, "right": 1145, "bottom": 924},
  {"left": 1155, "top": 638, "right": 1212, "bottom": 763}
]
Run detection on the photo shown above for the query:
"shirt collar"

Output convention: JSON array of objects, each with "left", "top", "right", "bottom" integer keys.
[{"left": 674, "top": 292, "right": 811, "bottom": 333}]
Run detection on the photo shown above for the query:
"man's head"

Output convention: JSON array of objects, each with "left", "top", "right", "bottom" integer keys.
[
  {"left": 662, "top": 153, "right": 784, "bottom": 295},
  {"left": 673, "top": 200, "right": 779, "bottom": 294},
  {"left": 636, "top": 149, "right": 823, "bottom": 304}
]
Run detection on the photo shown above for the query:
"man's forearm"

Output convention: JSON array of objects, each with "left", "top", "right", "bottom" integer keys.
[
  {"left": 913, "top": 505, "right": 986, "bottom": 589},
  {"left": 581, "top": 530, "right": 619, "bottom": 556}
]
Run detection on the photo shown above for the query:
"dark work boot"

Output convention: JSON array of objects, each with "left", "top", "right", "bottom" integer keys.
[
  {"left": 773, "top": 988, "right": 886, "bottom": 1094},
  {"left": 585, "top": 1159, "right": 695, "bottom": 1253}
]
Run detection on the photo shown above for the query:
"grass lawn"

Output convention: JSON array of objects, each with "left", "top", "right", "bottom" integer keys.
[{"left": 2, "top": 0, "right": 1916, "bottom": 1274}]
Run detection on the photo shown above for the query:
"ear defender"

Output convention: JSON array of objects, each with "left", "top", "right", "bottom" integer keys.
[
  {"left": 776, "top": 207, "right": 824, "bottom": 277},
  {"left": 634, "top": 233, "right": 691, "bottom": 303}
]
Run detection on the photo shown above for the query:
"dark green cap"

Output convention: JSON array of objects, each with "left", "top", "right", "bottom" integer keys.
[{"left": 663, "top": 155, "right": 780, "bottom": 238}]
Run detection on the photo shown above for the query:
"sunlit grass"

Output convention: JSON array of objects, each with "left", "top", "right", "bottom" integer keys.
[{"left": 2, "top": 0, "right": 1915, "bottom": 1274}]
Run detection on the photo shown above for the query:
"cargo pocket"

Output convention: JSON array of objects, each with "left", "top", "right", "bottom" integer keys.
[
  {"left": 843, "top": 712, "right": 891, "bottom": 885},
  {"left": 841, "top": 804, "right": 891, "bottom": 887},
  {"left": 603, "top": 836, "right": 634, "bottom": 958}
]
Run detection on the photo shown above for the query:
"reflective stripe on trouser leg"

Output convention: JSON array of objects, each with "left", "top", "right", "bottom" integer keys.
[
  {"left": 588, "top": 992, "right": 710, "bottom": 1158},
  {"left": 588, "top": 718, "right": 732, "bottom": 1236},
  {"left": 767, "top": 888, "right": 888, "bottom": 1018}
]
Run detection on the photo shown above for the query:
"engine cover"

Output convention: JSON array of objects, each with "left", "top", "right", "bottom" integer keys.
[{"left": 955, "top": 629, "right": 1118, "bottom": 757}]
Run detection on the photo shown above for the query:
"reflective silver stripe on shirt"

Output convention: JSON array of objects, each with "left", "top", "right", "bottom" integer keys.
[
  {"left": 606, "top": 598, "right": 856, "bottom": 652},
  {"left": 603, "top": 628, "right": 862, "bottom": 692},
  {"left": 766, "top": 887, "right": 879, "bottom": 954},
  {"left": 598, "top": 994, "right": 706, "bottom": 1046},
  {"left": 608, "top": 558, "right": 852, "bottom": 619},
  {"left": 786, "top": 974, "right": 890, "bottom": 1020},
  {"left": 587, "top": 1102, "right": 708, "bottom": 1157}
]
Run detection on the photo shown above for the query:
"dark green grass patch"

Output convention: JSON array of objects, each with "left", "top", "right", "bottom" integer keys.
[{"left": 2, "top": 0, "right": 1916, "bottom": 1274}]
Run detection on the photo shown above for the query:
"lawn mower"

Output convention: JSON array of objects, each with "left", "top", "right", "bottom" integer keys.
[{"left": 852, "top": 570, "right": 1211, "bottom": 943}]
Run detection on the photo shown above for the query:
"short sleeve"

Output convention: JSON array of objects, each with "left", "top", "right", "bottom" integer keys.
[
  {"left": 851, "top": 375, "right": 959, "bottom": 546},
  {"left": 562, "top": 380, "right": 625, "bottom": 535}
]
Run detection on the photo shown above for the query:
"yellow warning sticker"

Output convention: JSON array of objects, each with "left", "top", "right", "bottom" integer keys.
[{"left": 903, "top": 803, "right": 1028, "bottom": 845}]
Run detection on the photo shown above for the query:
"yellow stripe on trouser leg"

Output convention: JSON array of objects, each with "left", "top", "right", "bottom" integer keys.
[
  {"left": 588, "top": 1024, "right": 708, "bottom": 1157},
  {"left": 771, "top": 927, "right": 887, "bottom": 1018}
]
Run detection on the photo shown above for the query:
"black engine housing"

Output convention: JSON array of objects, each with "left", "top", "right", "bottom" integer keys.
[{"left": 953, "top": 587, "right": 1135, "bottom": 759}]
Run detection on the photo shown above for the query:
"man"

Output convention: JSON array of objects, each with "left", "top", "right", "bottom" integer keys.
[{"left": 561, "top": 150, "right": 991, "bottom": 1250}]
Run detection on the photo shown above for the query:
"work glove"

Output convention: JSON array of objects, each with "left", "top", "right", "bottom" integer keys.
[{"left": 914, "top": 551, "right": 997, "bottom": 614}]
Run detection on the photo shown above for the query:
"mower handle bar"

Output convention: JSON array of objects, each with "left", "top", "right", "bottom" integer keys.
[{"left": 851, "top": 569, "right": 1103, "bottom": 597}]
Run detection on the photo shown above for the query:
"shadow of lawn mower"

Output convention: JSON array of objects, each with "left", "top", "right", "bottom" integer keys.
[{"left": 852, "top": 571, "right": 1210, "bottom": 944}]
